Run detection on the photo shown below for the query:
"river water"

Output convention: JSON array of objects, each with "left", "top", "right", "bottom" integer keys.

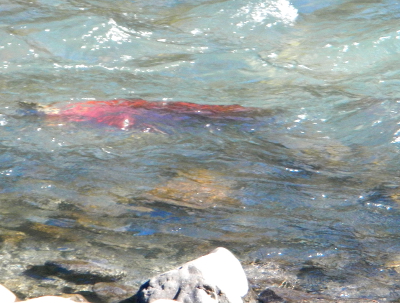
[{"left": 0, "top": 0, "right": 399, "bottom": 301}]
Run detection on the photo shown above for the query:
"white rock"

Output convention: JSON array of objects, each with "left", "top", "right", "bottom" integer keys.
[
  {"left": 135, "top": 247, "right": 254, "bottom": 303},
  {"left": 0, "top": 284, "right": 16, "bottom": 303},
  {"left": 188, "top": 247, "right": 249, "bottom": 303}
]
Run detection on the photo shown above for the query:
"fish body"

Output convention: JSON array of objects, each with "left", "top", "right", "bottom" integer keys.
[{"left": 40, "top": 99, "right": 263, "bottom": 132}]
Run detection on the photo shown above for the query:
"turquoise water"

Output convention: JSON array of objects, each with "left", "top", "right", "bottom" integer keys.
[{"left": 0, "top": 0, "right": 400, "bottom": 300}]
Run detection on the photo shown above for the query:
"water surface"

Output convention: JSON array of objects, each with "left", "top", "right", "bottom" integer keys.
[{"left": 0, "top": 0, "right": 399, "bottom": 301}]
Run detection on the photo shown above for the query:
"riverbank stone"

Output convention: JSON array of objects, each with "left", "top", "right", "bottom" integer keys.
[{"left": 133, "top": 247, "right": 255, "bottom": 303}]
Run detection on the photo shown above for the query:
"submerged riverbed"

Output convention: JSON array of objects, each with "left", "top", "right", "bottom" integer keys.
[{"left": 0, "top": 0, "right": 399, "bottom": 301}]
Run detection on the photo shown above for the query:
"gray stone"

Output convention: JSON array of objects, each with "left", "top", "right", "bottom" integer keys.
[{"left": 134, "top": 247, "right": 256, "bottom": 303}]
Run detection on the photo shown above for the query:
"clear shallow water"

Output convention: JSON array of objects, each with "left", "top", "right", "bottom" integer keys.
[{"left": 0, "top": 0, "right": 400, "bottom": 300}]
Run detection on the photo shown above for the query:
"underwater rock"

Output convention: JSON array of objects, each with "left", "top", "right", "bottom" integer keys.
[
  {"left": 92, "top": 282, "right": 136, "bottom": 303},
  {"left": 385, "top": 255, "right": 400, "bottom": 274},
  {"left": 257, "top": 287, "right": 388, "bottom": 303},
  {"left": 29, "top": 222, "right": 79, "bottom": 242},
  {"left": 257, "top": 289, "right": 284, "bottom": 303},
  {"left": 44, "top": 260, "right": 126, "bottom": 284},
  {"left": 244, "top": 260, "right": 297, "bottom": 292},
  {"left": 24, "top": 260, "right": 125, "bottom": 284},
  {"left": 144, "top": 169, "right": 240, "bottom": 209},
  {"left": 133, "top": 247, "right": 255, "bottom": 303},
  {"left": 259, "top": 287, "right": 331, "bottom": 302},
  {"left": 0, "top": 229, "right": 27, "bottom": 246}
]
